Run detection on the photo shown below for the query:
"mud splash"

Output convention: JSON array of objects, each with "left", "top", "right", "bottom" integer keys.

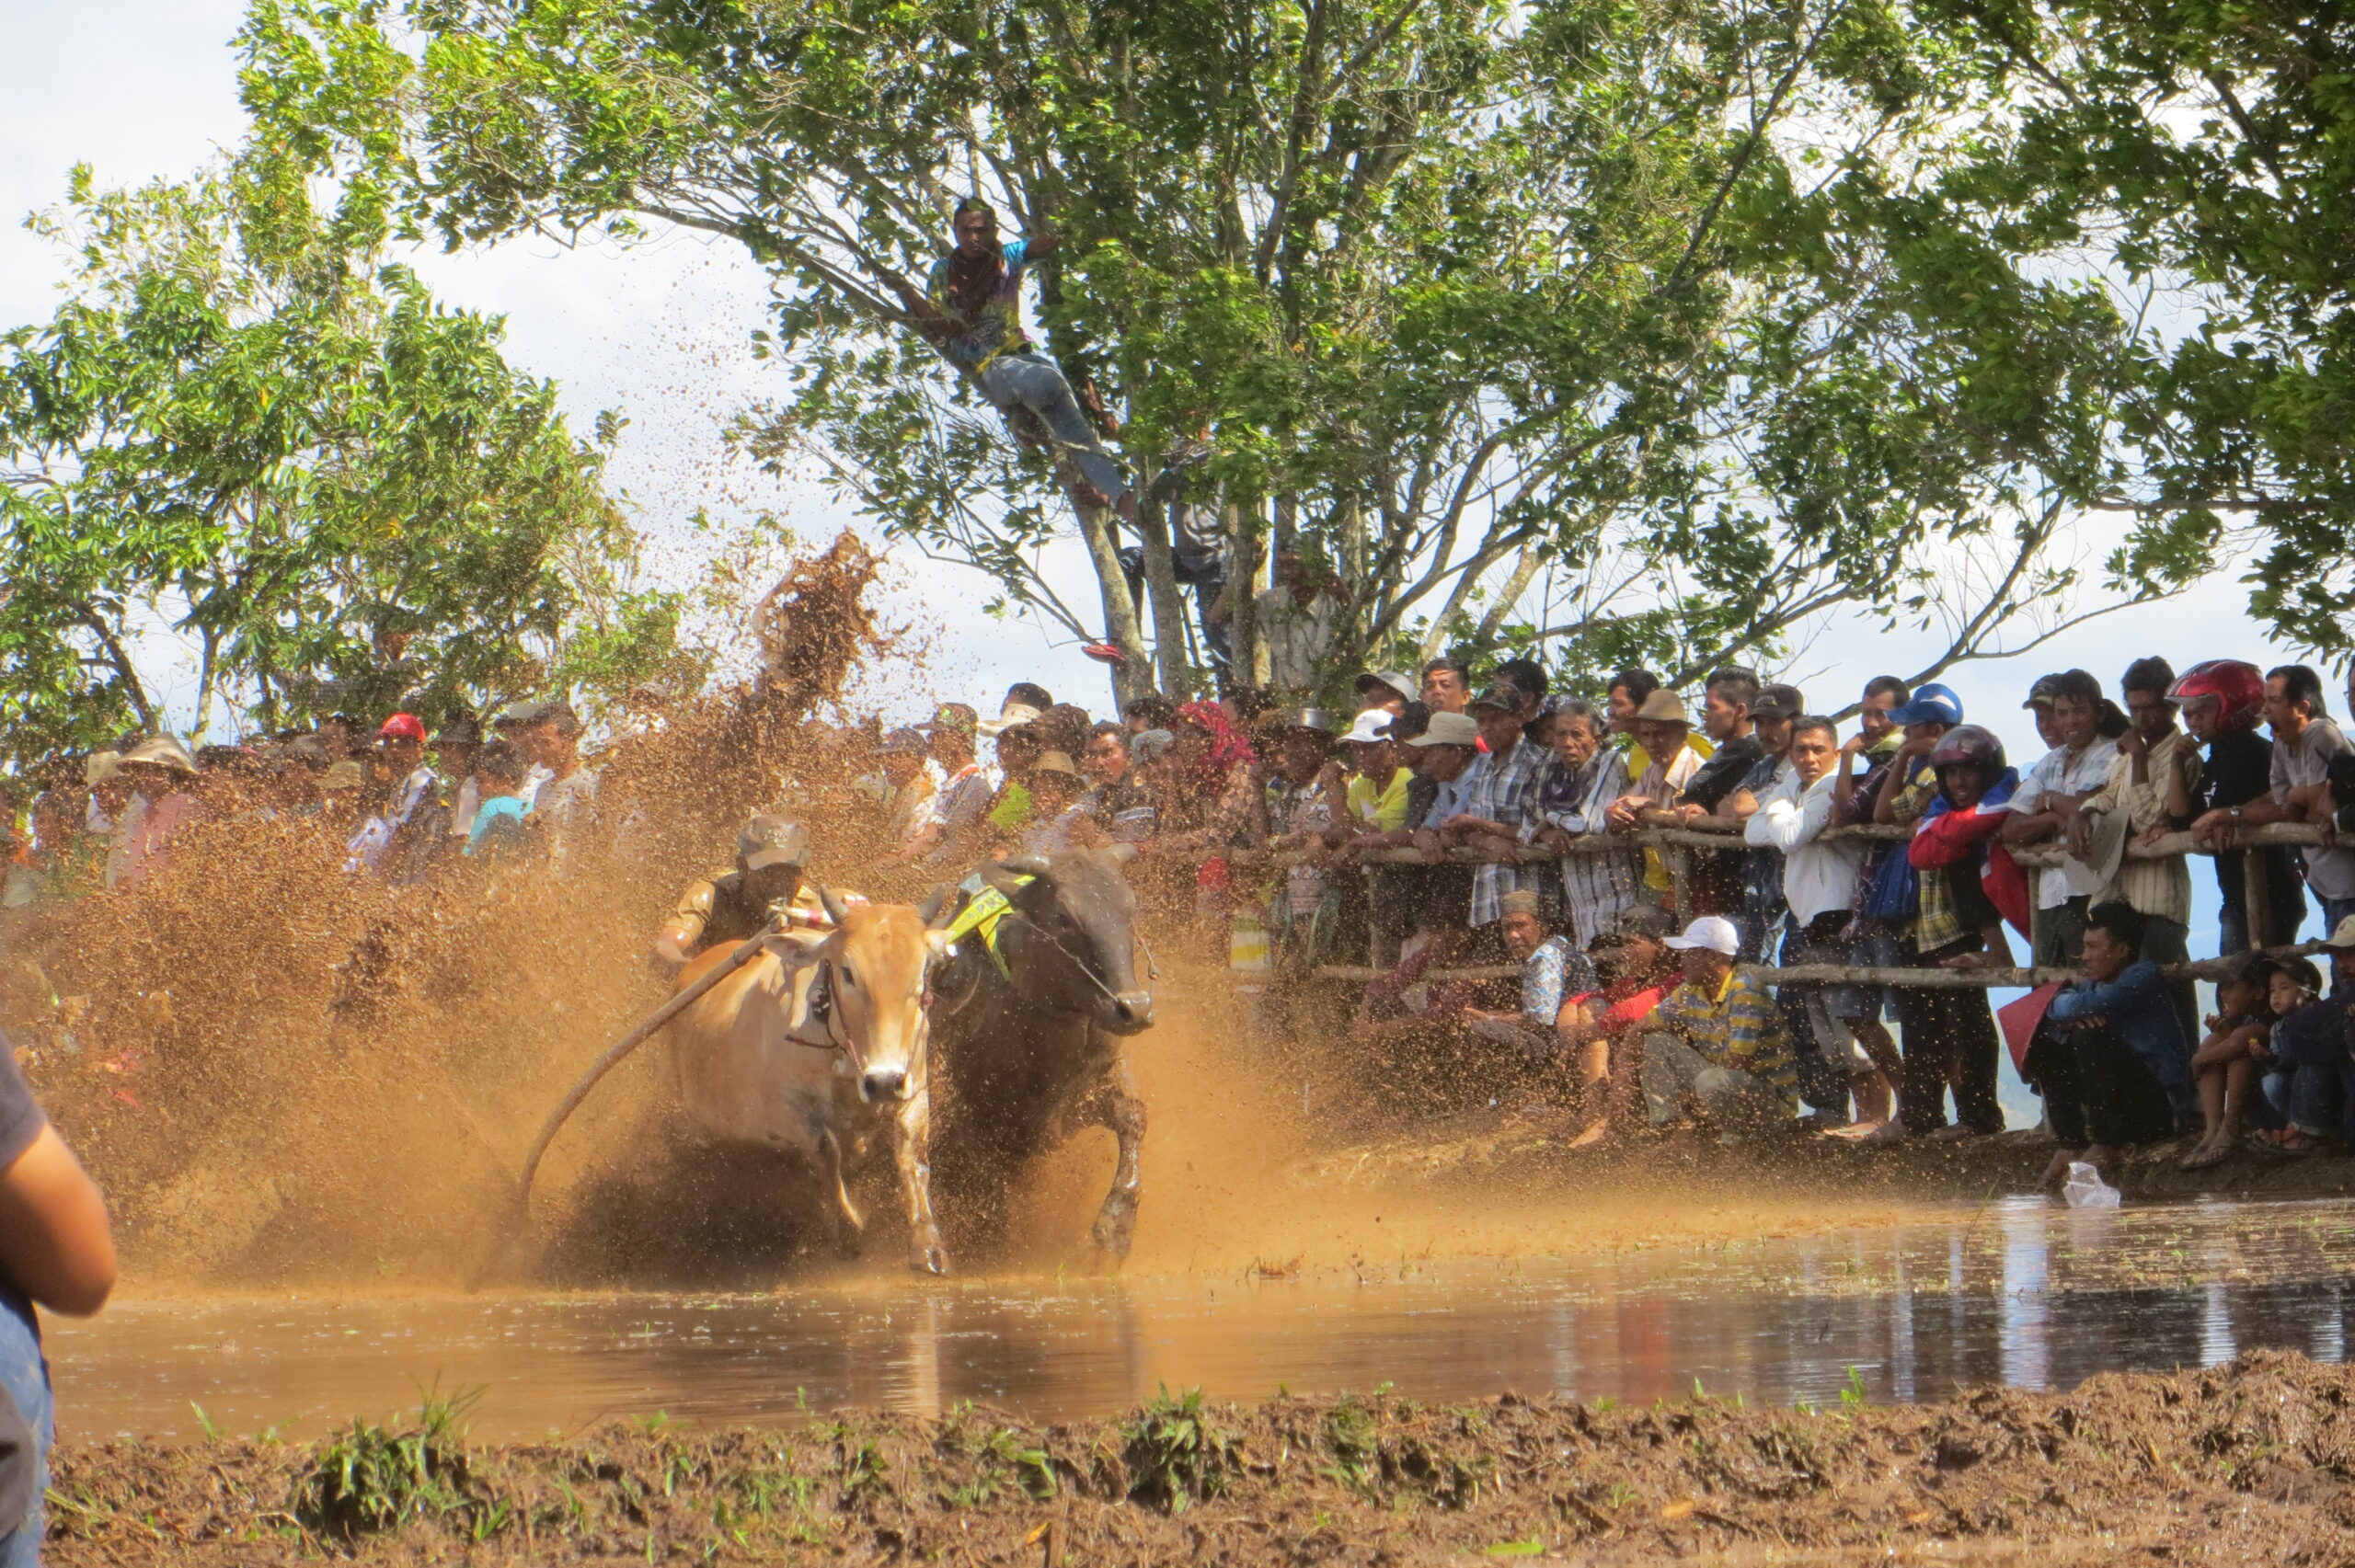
[{"left": 45, "top": 1350, "right": 2355, "bottom": 1564}]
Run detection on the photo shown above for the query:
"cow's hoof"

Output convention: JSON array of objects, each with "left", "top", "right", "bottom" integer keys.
[
  {"left": 909, "top": 1242, "right": 950, "bottom": 1277},
  {"left": 1088, "top": 1208, "right": 1136, "bottom": 1265}
]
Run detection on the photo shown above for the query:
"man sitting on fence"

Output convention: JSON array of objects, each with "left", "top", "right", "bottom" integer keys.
[
  {"left": 2025, "top": 901, "right": 2196, "bottom": 1185},
  {"left": 1639, "top": 914, "right": 1799, "bottom": 1136}
]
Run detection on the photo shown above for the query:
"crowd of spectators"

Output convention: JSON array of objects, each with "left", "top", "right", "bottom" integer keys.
[
  {"left": 11, "top": 652, "right": 2355, "bottom": 1181},
  {"left": 853, "top": 655, "right": 2355, "bottom": 1173},
  {"left": 0, "top": 697, "right": 603, "bottom": 915}
]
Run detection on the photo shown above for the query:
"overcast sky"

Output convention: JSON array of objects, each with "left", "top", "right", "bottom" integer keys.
[{"left": 0, "top": 0, "right": 2308, "bottom": 777}]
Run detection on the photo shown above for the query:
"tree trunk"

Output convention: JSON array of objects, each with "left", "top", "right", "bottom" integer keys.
[
  {"left": 1073, "top": 500, "right": 1154, "bottom": 709},
  {"left": 1225, "top": 498, "right": 1266, "bottom": 691},
  {"left": 1472, "top": 547, "right": 1546, "bottom": 647},
  {"left": 1137, "top": 475, "right": 1191, "bottom": 699}
]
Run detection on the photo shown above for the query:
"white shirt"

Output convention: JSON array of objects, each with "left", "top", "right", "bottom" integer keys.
[
  {"left": 1744, "top": 769, "right": 1862, "bottom": 925},
  {"left": 2008, "top": 741, "right": 2118, "bottom": 909},
  {"left": 1254, "top": 585, "right": 1339, "bottom": 692},
  {"left": 2272, "top": 716, "right": 2355, "bottom": 899}
]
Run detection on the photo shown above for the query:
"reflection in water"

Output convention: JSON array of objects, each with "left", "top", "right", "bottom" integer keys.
[{"left": 52, "top": 1196, "right": 2355, "bottom": 1441}]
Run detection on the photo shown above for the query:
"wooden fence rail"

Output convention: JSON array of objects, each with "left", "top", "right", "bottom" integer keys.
[
  {"left": 1205, "top": 819, "right": 2338, "bottom": 991},
  {"left": 1311, "top": 940, "right": 2332, "bottom": 991}
]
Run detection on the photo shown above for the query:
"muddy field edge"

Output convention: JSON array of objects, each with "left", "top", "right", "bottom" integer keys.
[{"left": 43, "top": 1349, "right": 2355, "bottom": 1564}]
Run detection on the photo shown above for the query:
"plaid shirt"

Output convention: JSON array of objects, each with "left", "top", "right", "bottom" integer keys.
[
  {"left": 1452, "top": 736, "right": 1552, "bottom": 926},
  {"left": 1653, "top": 968, "right": 1798, "bottom": 1099}
]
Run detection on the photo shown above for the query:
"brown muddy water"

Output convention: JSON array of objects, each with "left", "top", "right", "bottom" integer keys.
[{"left": 48, "top": 1194, "right": 2355, "bottom": 1442}]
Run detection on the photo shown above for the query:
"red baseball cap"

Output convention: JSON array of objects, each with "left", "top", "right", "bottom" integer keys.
[{"left": 378, "top": 713, "right": 427, "bottom": 743}]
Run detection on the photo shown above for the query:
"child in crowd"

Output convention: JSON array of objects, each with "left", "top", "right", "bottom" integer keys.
[
  {"left": 2178, "top": 956, "right": 2281, "bottom": 1168},
  {"left": 465, "top": 738, "right": 533, "bottom": 858},
  {"left": 2257, "top": 958, "right": 2337, "bottom": 1155}
]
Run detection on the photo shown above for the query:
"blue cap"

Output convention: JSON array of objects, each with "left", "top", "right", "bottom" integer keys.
[{"left": 1889, "top": 682, "right": 1962, "bottom": 727}]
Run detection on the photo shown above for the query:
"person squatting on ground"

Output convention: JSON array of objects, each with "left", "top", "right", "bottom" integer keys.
[
  {"left": 1637, "top": 915, "right": 1800, "bottom": 1136},
  {"left": 2025, "top": 902, "right": 2197, "bottom": 1186}
]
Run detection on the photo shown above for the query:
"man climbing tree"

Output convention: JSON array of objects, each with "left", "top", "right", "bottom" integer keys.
[{"left": 892, "top": 200, "right": 1135, "bottom": 524}]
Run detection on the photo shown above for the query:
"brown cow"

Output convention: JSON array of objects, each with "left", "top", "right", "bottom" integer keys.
[{"left": 668, "top": 887, "right": 956, "bottom": 1274}]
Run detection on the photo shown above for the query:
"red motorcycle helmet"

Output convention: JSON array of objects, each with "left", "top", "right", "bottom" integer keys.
[
  {"left": 1928, "top": 723, "right": 2006, "bottom": 776},
  {"left": 2167, "top": 658, "right": 2264, "bottom": 732}
]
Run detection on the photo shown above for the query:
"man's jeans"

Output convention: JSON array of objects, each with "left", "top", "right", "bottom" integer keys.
[
  {"left": 1639, "top": 1034, "right": 1790, "bottom": 1129},
  {"left": 2265, "top": 1059, "right": 2349, "bottom": 1139},
  {"left": 0, "top": 1301, "right": 49, "bottom": 1568},
  {"left": 2320, "top": 895, "right": 2355, "bottom": 942},
  {"left": 976, "top": 353, "right": 1131, "bottom": 506},
  {"left": 2139, "top": 913, "right": 2199, "bottom": 1059}
]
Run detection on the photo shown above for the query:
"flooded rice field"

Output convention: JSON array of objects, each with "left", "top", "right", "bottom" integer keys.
[{"left": 52, "top": 1193, "right": 2355, "bottom": 1442}]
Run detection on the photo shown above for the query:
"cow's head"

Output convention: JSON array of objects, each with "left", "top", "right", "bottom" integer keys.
[
  {"left": 980, "top": 847, "right": 1155, "bottom": 1035},
  {"left": 810, "top": 883, "right": 958, "bottom": 1104}
]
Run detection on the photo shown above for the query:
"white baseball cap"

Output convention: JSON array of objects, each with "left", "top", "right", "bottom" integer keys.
[
  {"left": 1340, "top": 710, "right": 1393, "bottom": 744},
  {"left": 1664, "top": 915, "right": 1740, "bottom": 956}
]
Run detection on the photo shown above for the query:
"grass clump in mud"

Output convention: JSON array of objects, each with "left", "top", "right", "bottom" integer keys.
[
  {"left": 1113, "top": 1384, "right": 1234, "bottom": 1512},
  {"left": 47, "top": 1350, "right": 2355, "bottom": 1565},
  {"left": 295, "top": 1388, "right": 497, "bottom": 1541}
]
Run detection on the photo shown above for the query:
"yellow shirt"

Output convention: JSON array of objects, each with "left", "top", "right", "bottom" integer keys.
[{"left": 1346, "top": 767, "right": 1414, "bottom": 831}]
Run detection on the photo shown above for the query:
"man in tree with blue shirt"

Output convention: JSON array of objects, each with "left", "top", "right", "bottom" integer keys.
[{"left": 892, "top": 200, "right": 1136, "bottom": 521}]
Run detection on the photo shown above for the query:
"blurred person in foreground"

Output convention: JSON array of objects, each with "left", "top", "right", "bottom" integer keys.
[{"left": 0, "top": 1024, "right": 119, "bottom": 1564}]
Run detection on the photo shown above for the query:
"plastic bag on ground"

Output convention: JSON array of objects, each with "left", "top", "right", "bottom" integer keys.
[{"left": 2061, "top": 1162, "right": 2121, "bottom": 1208}]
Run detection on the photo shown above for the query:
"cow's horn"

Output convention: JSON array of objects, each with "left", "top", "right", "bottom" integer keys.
[
  {"left": 916, "top": 883, "right": 957, "bottom": 928},
  {"left": 1104, "top": 841, "right": 1138, "bottom": 865},
  {"left": 811, "top": 881, "right": 852, "bottom": 927}
]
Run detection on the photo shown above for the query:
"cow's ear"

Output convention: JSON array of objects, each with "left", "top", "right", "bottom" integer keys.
[{"left": 998, "top": 853, "right": 1052, "bottom": 877}]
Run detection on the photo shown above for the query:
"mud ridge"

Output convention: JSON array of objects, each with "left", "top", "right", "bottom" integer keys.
[{"left": 45, "top": 1349, "right": 2355, "bottom": 1563}]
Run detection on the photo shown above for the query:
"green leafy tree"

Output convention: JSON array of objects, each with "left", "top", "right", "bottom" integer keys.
[
  {"left": 240, "top": 0, "right": 2181, "bottom": 704},
  {"left": 0, "top": 160, "right": 681, "bottom": 765},
  {"left": 1888, "top": 0, "right": 2355, "bottom": 658}
]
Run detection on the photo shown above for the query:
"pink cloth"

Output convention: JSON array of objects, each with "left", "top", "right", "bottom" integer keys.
[{"left": 113, "top": 791, "right": 201, "bottom": 888}]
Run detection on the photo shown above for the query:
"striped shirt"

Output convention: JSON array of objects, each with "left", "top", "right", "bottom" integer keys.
[
  {"left": 2080, "top": 731, "right": 2200, "bottom": 924},
  {"left": 1653, "top": 968, "right": 1798, "bottom": 1100}
]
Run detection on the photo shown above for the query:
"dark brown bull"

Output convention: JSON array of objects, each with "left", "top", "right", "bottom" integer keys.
[{"left": 929, "top": 848, "right": 1155, "bottom": 1263}]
